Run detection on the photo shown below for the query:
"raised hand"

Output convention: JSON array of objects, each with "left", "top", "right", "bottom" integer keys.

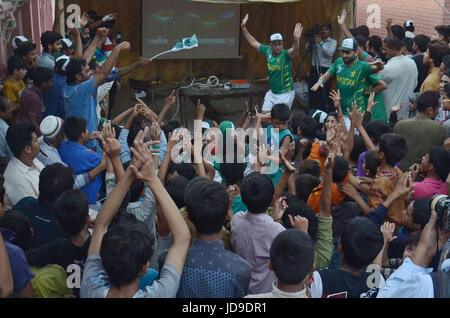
[
  {"left": 80, "top": 12, "right": 89, "bottom": 28},
  {"left": 337, "top": 8, "right": 347, "bottom": 25},
  {"left": 88, "top": 131, "right": 101, "bottom": 141},
  {"left": 279, "top": 147, "right": 295, "bottom": 173},
  {"left": 196, "top": 99, "right": 206, "bottom": 121},
  {"left": 165, "top": 89, "right": 177, "bottom": 106},
  {"left": 241, "top": 14, "right": 249, "bottom": 28},
  {"left": 329, "top": 90, "right": 341, "bottom": 108},
  {"left": 411, "top": 210, "right": 439, "bottom": 268},
  {"left": 272, "top": 197, "right": 288, "bottom": 222},
  {"left": 102, "top": 138, "right": 121, "bottom": 158},
  {"left": 367, "top": 92, "right": 379, "bottom": 112},
  {"left": 288, "top": 215, "right": 309, "bottom": 233},
  {"left": 102, "top": 123, "right": 116, "bottom": 140},
  {"left": 96, "top": 27, "right": 109, "bottom": 38},
  {"left": 116, "top": 41, "right": 131, "bottom": 51},
  {"left": 348, "top": 101, "right": 363, "bottom": 128},
  {"left": 386, "top": 18, "right": 393, "bottom": 27},
  {"left": 137, "top": 59, "right": 152, "bottom": 68},
  {"left": 293, "top": 22, "right": 303, "bottom": 39},
  {"left": 391, "top": 103, "right": 402, "bottom": 114},
  {"left": 338, "top": 183, "right": 359, "bottom": 200},
  {"left": 150, "top": 122, "right": 162, "bottom": 142},
  {"left": 380, "top": 222, "right": 397, "bottom": 244},
  {"left": 409, "top": 163, "right": 420, "bottom": 181}
]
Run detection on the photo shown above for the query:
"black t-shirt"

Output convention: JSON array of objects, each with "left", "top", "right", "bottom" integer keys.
[
  {"left": 412, "top": 54, "right": 429, "bottom": 93},
  {"left": 310, "top": 267, "right": 383, "bottom": 298}
]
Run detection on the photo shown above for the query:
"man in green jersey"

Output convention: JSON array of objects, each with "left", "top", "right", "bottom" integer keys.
[
  {"left": 241, "top": 14, "right": 302, "bottom": 112},
  {"left": 311, "top": 38, "right": 385, "bottom": 128}
]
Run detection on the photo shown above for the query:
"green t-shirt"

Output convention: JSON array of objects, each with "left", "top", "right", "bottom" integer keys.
[
  {"left": 260, "top": 44, "right": 294, "bottom": 95},
  {"left": 327, "top": 57, "right": 373, "bottom": 115},
  {"left": 365, "top": 73, "right": 387, "bottom": 121}
]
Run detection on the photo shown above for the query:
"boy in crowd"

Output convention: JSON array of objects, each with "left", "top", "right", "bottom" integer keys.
[
  {"left": 80, "top": 128, "right": 191, "bottom": 298},
  {"left": 412, "top": 146, "right": 449, "bottom": 200},
  {"left": 4, "top": 123, "right": 44, "bottom": 209},
  {"left": 246, "top": 229, "right": 315, "bottom": 298},
  {"left": 13, "top": 40, "right": 38, "bottom": 84},
  {"left": 13, "top": 163, "right": 74, "bottom": 248},
  {"left": 37, "top": 31, "right": 62, "bottom": 71},
  {"left": 177, "top": 178, "right": 251, "bottom": 298},
  {"left": 421, "top": 40, "right": 450, "bottom": 94},
  {"left": 231, "top": 172, "right": 285, "bottom": 295},
  {"left": 59, "top": 117, "right": 102, "bottom": 207},
  {"left": 17, "top": 67, "right": 54, "bottom": 134},
  {"left": 3, "top": 56, "right": 27, "bottom": 120},
  {"left": 368, "top": 133, "right": 408, "bottom": 229}
]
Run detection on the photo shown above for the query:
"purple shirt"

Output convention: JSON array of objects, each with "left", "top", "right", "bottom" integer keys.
[
  {"left": 413, "top": 178, "right": 448, "bottom": 200},
  {"left": 17, "top": 85, "right": 45, "bottom": 124},
  {"left": 231, "top": 211, "right": 285, "bottom": 295}
]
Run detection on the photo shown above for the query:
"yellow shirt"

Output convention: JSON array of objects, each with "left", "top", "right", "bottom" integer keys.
[
  {"left": 420, "top": 67, "right": 440, "bottom": 94},
  {"left": 3, "top": 78, "right": 25, "bottom": 103}
]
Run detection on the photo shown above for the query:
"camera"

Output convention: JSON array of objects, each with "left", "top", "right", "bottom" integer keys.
[
  {"left": 431, "top": 195, "right": 450, "bottom": 230},
  {"left": 305, "top": 24, "right": 321, "bottom": 48}
]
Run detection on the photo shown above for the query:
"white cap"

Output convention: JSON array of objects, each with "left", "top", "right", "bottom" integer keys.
[
  {"left": 12, "top": 36, "right": 32, "bottom": 50},
  {"left": 56, "top": 54, "right": 70, "bottom": 71},
  {"left": 40, "top": 116, "right": 63, "bottom": 141},
  {"left": 404, "top": 20, "right": 414, "bottom": 27},
  {"left": 313, "top": 110, "right": 328, "bottom": 124},
  {"left": 270, "top": 33, "right": 283, "bottom": 42},
  {"left": 201, "top": 121, "right": 211, "bottom": 129}
]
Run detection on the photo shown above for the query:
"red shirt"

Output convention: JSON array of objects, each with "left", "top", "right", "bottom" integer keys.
[{"left": 17, "top": 86, "right": 45, "bottom": 124}]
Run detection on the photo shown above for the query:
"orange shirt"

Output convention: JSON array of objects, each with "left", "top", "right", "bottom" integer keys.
[
  {"left": 307, "top": 174, "right": 350, "bottom": 214},
  {"left": 307, "top": 142, "right": 327, "bottom": 174}
]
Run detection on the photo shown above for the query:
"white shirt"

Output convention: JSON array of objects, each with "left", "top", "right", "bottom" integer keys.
[
  {"left": 4, "top": 157, "right": 44, "bottom": 209},
  {"left": 245, "top": 281, "right": 309, "bottom": 298},
  {"left": 377, "top": 257, "right": 434, "bottom": 298},
  {"left": 36, "top": 137, "right": 65, "bottom": 167},
  {"left": 405, "top": 31, "right": 415, "bottom": 39},
  {"left": 380, "top": 55, "right": 418, "bottom": 119}
]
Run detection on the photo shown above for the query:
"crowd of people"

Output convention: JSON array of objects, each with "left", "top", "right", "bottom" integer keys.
[{"left": 0, "top": 7, "right": 449, "bottom": 299}]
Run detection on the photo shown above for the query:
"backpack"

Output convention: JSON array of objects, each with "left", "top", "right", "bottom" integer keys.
[{"left": 430, "top": 271, "right": 450, "bottom": 298}]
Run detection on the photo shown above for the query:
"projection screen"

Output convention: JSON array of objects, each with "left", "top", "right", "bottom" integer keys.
[{"left": 141, "top": 0, "right": 242, "bottom": 59}]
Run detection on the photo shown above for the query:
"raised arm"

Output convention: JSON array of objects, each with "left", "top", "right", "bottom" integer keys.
[
  {"left": 157, "top": 90, "right": 177, "bottom": 125},
  {"left": 349, "top": 101, "right": 375, "bottom": 151},
  {"left": 130, "top": 131, "right": 190, "bottom": 275},
  {"left": 241, "top": 14, "right": 262, "bottom": 52},
  {"left": 70, "top": 27, "right": 83, "bottom": 59},
  {"left": 82, "top": 27, "right": 108, "bottom": 64},
  {"left": 117, "top": 59, "right": 151, "bottom": 78},
  {"left": 337, "top": 9, "right": 354, "bottom": 39},
  {"left": 94, "top": 41, "right": 131, "bottom": 89},
  {"left": 311, "top": 72, "right": 332, "bottom": 92},
  {"left": 288, "top": 22, "right": 303, "bottom": 59}
]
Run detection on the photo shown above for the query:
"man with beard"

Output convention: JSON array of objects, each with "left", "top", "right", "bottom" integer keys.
[{"left": 311, "top": 38, "right": 384, "bottom": 129}]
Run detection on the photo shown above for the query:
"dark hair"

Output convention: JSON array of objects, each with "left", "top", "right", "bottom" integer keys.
[
  {"left": 349, "top": 28, "right": 358, "bottom": 37},
  {"left": 295, "top": 174, "right": 320, "bottom": 202},
  {"left": 322, "top": 23, "right": 332, "bottom": 31},
  {"left": 220, "top": 161, "right": 246, "bottom": 186},
  {"left": 88, "top": 59, "right": 98, "bottom": 71},
  {"left": 6, "top": 123, "right": 36, "bottom": 158},
  {"left": 333, "top": 156, "right": 349, "bottom": 183},
  {"left": 33, "top": 67, "right": 53, "bottom": 87},
  {"left": 379, "top": 133, "right": 408, "bottom": 167},
  {"left": 270, "top": 229, "right": 315, "bottom": 285},
  {"left": 87, "top": 10, "right": 99, "bottom": 20},
  {"left": 355, "top": 35, "right": 367, "bottom": 51},
  {"left": 271, "top": 104, "right": 290, "bottom": 122},
  {"left": 350, "top": 135, "right": 367, "bottom": 163},
  {"left": 298, "top": 159, "right": 321, "bottom": 178},
  {"left": 356, "top": 25, "right": 370, "bottom": 40},
  {"left": 340, "top": 217, "right": 384, "bottom": 269},
  {"left": 428, "top": 40, "right": 450, "bottom": 67},
  {"left": 413, "top": 197, "right": 432, "bottom": 228},
  {"left": 417, "top": 90, "right": 440, "bottom": 112},
  {"left": 368, "top": 35, "right": 383, "bottom": 53},
  {"left": 0, "top": 210, "right": 32, "bottom": 251},
  {"left": 54, "top": 190, "right": 89, "bottom": 236},
  {"left": 364, "top": 150, "right": 379, "bottom": 177},
  {"left": 100, "top": 221, "right": 153, "bottom": 288},
  {"left": 443, "top": 55, "right": 450, "bottom": 69},
  {"left": 66, "top": 58, "right": 87, "bottom": 84},
  {"left": 289, "top": 113, "right": 305, "bottom": 134},
  {"left": 404, "top": 22, "right": 415, "bottom": 33},
  {"left": 38, "top": 163, "right": 74, "bottom": 209},
  {"left": 297, "top": 116, "right": 318, "bottom": 139},
  {"left": 365, "top": 120, "right": 389, "bottom": 145},
  {"left": 391, "top": 25, "right": 405, "bottom": 41},
  {"left": 127, "top": 116, "right": 145, "bottom": 150},
  {"left": 435, "top": 25, "right": 450, "bottom": 43},
  {"left": 413, "top": 34, "right": 431, "bottom": 53},
  {"left": 402, "top": 38, "right": 414, "bottom": 53},
  {"left": 0, "top": 174, "right": 5, "bottom": 206},
  {"left": 241, "top": 172, "right": 274, "bottom": 214},
  {"left": 428, "top": 146, "right": 450, "bottom": 182},
  {"left": 384, "top": 36, "right": 402, "bottom": 51},
  {"left": 40, "top": 31, "right": 62, "bottom": 52},
  {"left": 64, "top": 116, "right": 87, "bottom": 142},
  {"left": 174, "top": 163, "right": 197, "bottom": 181},
  {"left": 405, "top": 230, "right": 422, "bottom": 247},
  {"left": 165, "top": 176, "right": 189, "bottom": 209},
  {"left": 282, "top": 195, "right": 318, "bottom": 240},
  {"left": 15, "top": 42, "right": 36, "bottom": 59},
  {"left": 161, "top": 121, "right": 182, "bottom": 140},
  {"left": 7, "top": 55, "right": 27, "bottom": 75},
  {"left": 185, "top": 179, "right": 229, "bottom": 234}
]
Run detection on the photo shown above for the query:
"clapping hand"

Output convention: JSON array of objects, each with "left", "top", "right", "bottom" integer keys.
[
  {"left": 272, "top": 197, "right": 288, "bottom": 222},
  {"left": 288, "top": 215, "right": 309, "bottom": 233},
  {"left": 380, "top": 222, "right": 397, "bottom": 244}
]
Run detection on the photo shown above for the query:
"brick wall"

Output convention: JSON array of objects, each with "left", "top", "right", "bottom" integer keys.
[{"left": 355, "top": 0, "right": 448, "bottom": 39}]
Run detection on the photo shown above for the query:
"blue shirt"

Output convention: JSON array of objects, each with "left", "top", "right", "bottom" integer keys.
[
  {"left": 63, "top": 77, "right": 99, "bottom": 149},
  {"left": 59, "top": 140, "right": 102, "bottom": 204},
  {"left": 43, "top": 73, "right": 66, "bottom": 119},
  {"left": 176, "top": 239, "right": 251, "bottom": 298},
  {"left": 0, "top": 227, "right": 35, "bottom": 294},
  {"left": 0, "top": 118, "right": 12, "bottom": 161}
]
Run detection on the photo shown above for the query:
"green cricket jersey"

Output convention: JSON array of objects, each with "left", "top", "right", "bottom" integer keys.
[{"left": 260, "top": 44, "right": 294, "bottom": 95}]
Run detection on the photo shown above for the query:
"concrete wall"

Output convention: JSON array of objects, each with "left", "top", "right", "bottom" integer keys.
[{"left": 355, "top": 0, "right": 449, "bottom": 39}]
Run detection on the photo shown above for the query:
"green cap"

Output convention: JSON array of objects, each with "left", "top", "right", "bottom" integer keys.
[
  {"left": 338, "top": 38, "right": 358, "bottom": 51},
  {"left": 219, "top": 121, "right": 235, "bottom": 136}
]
